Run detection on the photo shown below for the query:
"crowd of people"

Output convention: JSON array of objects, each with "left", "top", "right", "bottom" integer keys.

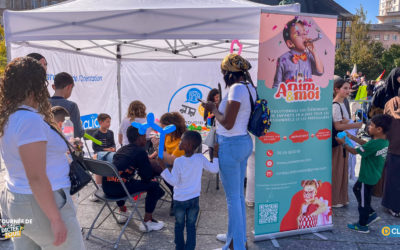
[
  {"left": 0, "top": 53, "right": 257, "bottom": 250},
  {"left": 332, "top": 67, "right": 400, "bottom": 233},
  {"left": 0, "top": 50, "right": 399, "bottom": 249}
]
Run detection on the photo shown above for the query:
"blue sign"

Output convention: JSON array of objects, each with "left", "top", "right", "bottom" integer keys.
[{"left": 81, "top": 113, "right": 99, "bottom": 129}]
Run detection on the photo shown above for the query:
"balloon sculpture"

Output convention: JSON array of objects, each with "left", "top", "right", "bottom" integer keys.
[
  {"left": 131, "top": 113, "right": 176, "bottom": 159},
  {"left": 337, "top": 131, "right": 352, "bottom": 147}
]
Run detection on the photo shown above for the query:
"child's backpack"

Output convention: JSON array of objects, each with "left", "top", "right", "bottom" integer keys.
[{"left": 242, "top": 82, "right": 272, "bottom": 137}]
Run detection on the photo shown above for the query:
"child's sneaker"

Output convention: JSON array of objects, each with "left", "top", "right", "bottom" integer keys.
[
  {"left": 347, "top": 222, "right": 369, "bottom": 233},
  {"left": 88, "top": 193, "right": 100, "bottom": 202},
  {"left": 216, "top": 233, "right": 227, "bottom": 242},
  {"left": 366, "top": 212, "right": 380, "bottom": 226},
  {"left": 138, "top": 219, "right": 164, "bottom": 232},
  {"left": 116, "top": 206, "right": 128, "bottom": 224}
]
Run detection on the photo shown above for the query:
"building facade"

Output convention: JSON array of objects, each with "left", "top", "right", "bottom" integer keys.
[
  {"left": 369, "top": 0, "right": 400, "bottom": 48},
  {"left": 379, "top": 0, "right": 400, "bottom": 18}
]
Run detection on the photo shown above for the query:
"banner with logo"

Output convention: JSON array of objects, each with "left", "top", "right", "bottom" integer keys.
[
  {"left": 120, "top": 60, "right": 257, "bottom": 124},
  {"left": 10, "top": 44, "right": 119, "bottom": 136},
  {"left": 254, "top": 11, "right": 336, "bottom": 239}
]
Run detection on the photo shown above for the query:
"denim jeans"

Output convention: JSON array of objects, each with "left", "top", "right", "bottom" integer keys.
[
  {"left": 174, "top": 197, "right": 200, "bottom": 250},
  {"left": 217, "top": 134, "right": 253, "bottom": 250}
]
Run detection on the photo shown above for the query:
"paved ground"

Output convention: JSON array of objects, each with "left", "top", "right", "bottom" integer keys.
[{"left": 1, "top": 158, "right": 400, "bottom": 250}]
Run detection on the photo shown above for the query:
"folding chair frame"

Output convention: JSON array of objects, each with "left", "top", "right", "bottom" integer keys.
[{"left": 83, "top": 158, "right": 148, "bottom": 249}]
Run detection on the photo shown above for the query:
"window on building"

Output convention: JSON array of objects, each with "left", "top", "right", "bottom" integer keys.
[
  {"left": 346, "top": 21, "right": 352, "bottom": 27},
  {"left": 336, "top": 32, "right": 342, "bottom": 39},
  {"left": 384, "top": 34, "right": 390, "bottom": 40},
  {"left": 337, "top": 21, "right": 342, "bottom": 27},
  {"left": 375, "top": 34, "right": 381, "bottom": 41},
  {"left": 336, "top": 43, "right": 340, "bottom": 49},
  {"left": 393, "top": 34, "right": 398, "bottom": 40}
]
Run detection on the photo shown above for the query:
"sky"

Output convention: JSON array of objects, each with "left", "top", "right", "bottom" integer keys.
[{"left": 334, "top": 0, "right": 380, "bottom": 24}]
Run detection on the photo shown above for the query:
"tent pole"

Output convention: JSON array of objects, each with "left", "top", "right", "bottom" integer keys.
[
  {"left": 117, "top": 44, "right": 122, "bottom": 124},
  {"left": 6, "top": 41, "right": 11, "bottom": 62}
]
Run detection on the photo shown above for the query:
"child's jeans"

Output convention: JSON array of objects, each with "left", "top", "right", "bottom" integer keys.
[
  {"left": 174, "top": 197, "right": 199, "bottom": 250},
  {"left": 353, "top": 180, "right": 374, "bottom": 226},
  {"left": 97, "top": 151, "right": 115, "bottom": 162}
]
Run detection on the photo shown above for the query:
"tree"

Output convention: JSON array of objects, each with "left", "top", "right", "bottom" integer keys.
[
  {"left": 348, "top": 6, "right": 379, "bottom": 79},
  {"left": 334, "top": 41, "right": 351, "bottom": 78},
  {"left": 0, "top": 26, "right": 6, "bottom": 75},
  {"left": 380, "top": 44, "right": 400, "bottom": 72},
  {"left": 334, "top": 6, "right": 383, "bottom": 79}
]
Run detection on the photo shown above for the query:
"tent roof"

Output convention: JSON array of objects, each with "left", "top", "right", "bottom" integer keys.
[{"left": 4, "top": 0, "right": 300, "bottom": 60}]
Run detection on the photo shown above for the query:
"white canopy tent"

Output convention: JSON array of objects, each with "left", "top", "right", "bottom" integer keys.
[
  {"left": 3, "top": 0, "right": 300, "bottom": 138},
  {"left": 4, "top": 0, "right": 300, "bottom": 60}
]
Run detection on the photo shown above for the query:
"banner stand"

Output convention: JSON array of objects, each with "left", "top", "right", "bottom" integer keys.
[
  {"left": 253, "top": 224, "right": 333, "bottom": 244},
  {"left": 254, "top": 10, "right": 337, "bottom": 243}
]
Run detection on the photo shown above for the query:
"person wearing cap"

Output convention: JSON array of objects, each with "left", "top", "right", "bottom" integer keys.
[{"left": 203, "top": 54, "right": 256, "bottom": 250}]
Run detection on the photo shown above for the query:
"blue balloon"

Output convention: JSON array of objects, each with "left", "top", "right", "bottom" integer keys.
[
  {"left": 337, "top": 131, "right": 352, "bottom": 146},
  {"left": 131, "top": 112, "right": 176, "bottom": 159}
]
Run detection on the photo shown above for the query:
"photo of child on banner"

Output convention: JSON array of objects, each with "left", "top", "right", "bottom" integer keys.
[
  {"left": 273, "top": 16, "right": 324, "bottom": 88},
  {"left": 280, "top": 180, "right": 332, "bottom": 232}
]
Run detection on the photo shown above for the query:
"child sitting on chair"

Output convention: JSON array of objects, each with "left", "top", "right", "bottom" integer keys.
[
  {"left": 160, "top": 131, "right": 219, "bottom": 250},
  {"left": 89, "top": 113, "right": 116, "bottom": 201},
  {"left": 92, "top": 113, "right": 116, "bottom": 154},
  {"left": 102, "top": 126, "right": 165, "bottom": 231}
]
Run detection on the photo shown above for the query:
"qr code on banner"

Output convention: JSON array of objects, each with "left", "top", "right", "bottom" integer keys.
[{"left": 258, "top": 203, "right": 279, "bottom": 224}]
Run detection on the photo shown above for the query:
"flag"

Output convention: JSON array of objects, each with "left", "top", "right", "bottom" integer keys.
[
  {"left": 351, "top": 64, "right": 357, "bottom": 78},
  {"left": 375, "top": 70, "right": 385, "bottom": 81}
]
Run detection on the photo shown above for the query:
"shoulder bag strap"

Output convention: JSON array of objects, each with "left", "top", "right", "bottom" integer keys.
[
  {"left": 332, "top": 102, "right": 344, "bottom": 120},
  {"left": 241, "top": 82, "right": 255, "bottom": 113}
]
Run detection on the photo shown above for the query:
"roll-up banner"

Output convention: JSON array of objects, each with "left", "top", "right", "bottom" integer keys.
[{"left": 254, "top": 11, "right": 337, "bottom": 240}]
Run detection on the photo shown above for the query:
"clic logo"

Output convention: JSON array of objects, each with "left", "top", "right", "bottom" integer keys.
[{"left": 381, "top": 225, "right": 400, "bottom": 237}]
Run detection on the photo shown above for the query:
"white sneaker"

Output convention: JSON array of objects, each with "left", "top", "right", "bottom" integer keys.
[
  {"left": 139, "top": 219, "right": 164, "bottom": 232},
  {"left": 216, "top": 233, "right": 226, "bottom": 242},
  {"left": 88, "top": 193, "right": 100, "bottom": 202},
  {"left": 116, "top": 209, "right": 128, "bottom": 224}
]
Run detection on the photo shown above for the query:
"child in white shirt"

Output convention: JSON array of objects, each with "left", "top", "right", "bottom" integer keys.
[{"left": 160, "top": 131, "right": 219, "bottom": 250}]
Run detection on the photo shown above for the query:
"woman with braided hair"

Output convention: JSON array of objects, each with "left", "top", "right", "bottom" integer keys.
[
  {"left": 203, "top": 54, "right": 255, "bottom": 250},
  {"left": 0, "top": 57, "right": 84, "bottom": 249}
]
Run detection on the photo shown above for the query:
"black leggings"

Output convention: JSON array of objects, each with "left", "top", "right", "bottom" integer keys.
[{"left": 105, "top": 180, "right": 164, "bottom": 214}]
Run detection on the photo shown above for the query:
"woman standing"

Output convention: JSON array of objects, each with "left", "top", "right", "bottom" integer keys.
[
  {"left": 0, "top": 57, "right": 84, "bottom": 249},
  {"left": 382, "top": 89, "right": 400, "bottom": 217},
  {"left": 203, "top": 54, "right": 255, "bottom": 250},
  {"left": 370, "top": 68, "right": 400, "bottom": 196},
  {"left": 332, "top": 77, "right": 362, "bottom": 207},
  {"left": 203, "top": 88, "right": 220, "bottom": 160}
]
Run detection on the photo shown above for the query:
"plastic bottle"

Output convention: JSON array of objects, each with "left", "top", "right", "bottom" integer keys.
[{"left": 62, "top": 117, "right": 74, "bottom": 141}]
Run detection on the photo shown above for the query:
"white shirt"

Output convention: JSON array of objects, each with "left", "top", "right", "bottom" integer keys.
[
  {"left": 332, "top": 102, "right": 350, "bottom": 122},
  {"left": 216, "top": 83, "right": 256, "bottom": 137},
  {"left": 119, "top": 117, "right": 151, "bottom": 145},
  {"left": 0, "top": 105, "right": 70, "bottom": 194},
  {"left": 161, "top": 153, "right": 219, "bottom": 201}
]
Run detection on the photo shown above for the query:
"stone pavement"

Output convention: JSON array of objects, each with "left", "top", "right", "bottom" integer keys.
[{"left": 1, "top": 160, "right": 400, "bottom": 250}]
